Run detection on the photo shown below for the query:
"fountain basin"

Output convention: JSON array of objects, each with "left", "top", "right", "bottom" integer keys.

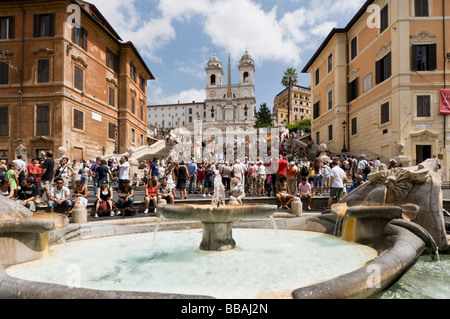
[
  {"left": 157, "top": 204, "right": 277, "bottom": 223},
  {"left": 158, "top": 204, "right": 277, "bottom": 251}
]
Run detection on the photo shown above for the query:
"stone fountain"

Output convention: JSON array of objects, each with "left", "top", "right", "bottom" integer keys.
[
  {"left": 0, "top": 159, "right": 448, "bottom": 299},
  {"left": 158, "top": 172, "right": 276, "bottom": 251}
]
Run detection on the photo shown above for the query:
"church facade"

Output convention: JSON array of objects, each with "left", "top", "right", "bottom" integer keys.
[
  {"left": 204, "top": 51, "right": 256, "bottom": 128},
  {"left": 147, "top": 51, "right": 257, "bottom": 131}
]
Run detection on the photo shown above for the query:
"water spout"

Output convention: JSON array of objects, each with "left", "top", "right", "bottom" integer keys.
[{"left": 211, "top": 171, "right": 226, "bottom": 208}]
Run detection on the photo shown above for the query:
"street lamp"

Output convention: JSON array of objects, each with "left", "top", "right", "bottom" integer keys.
[
  {"left": 341, "top": 120, "right": 348, "bottom": 153},
  {"left": 114, "top": 124, "right": 119, "bottom": 154}
]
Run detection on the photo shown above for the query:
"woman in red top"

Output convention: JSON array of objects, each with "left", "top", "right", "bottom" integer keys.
[
  {"left": 196, "top": 165, "right": 204, "bottom": 193},
  {"left": 144, "top": 178, "right": 158, "bottom": 215}
]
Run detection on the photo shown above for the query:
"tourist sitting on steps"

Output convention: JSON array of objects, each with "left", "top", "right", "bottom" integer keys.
[
  {"left": 16, "top": 177, "right": 38, "bottom": 212},
  {"left": 144, "top": 178, "right": 158, "bottom": 215},
  {"left": 297, "top": 177, "right": 312, "bottom": 211},
  {"left": 47, "top": 177, "right": 72, "bottom": 215},
  {"left": 115, "top": 179, "right": 135, "bottom": 216},
  {"left": 95, "top": 180, "right": 115, "bottom": 218},
  {"left": 69, "top": 180, "right": 88, "bottom": 215},
  {"left": 157, "top": 177, "right": 174, "bottom": 204},
  {"left": 230, "top": 177, "right": 245, "bottom": 204},
  {"left": 0, "top": 177, "right": 14, "bottom": 199},
  {"left": 276, "top": 175, "right": 295, "bottom": 210}
]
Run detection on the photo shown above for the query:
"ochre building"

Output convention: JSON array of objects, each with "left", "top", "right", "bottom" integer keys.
[
  {"left": 0, "top": 0, "right": 154, "bottom": 162},
  {"left": 302, "top": 0, "right": 450, "bottom": 179}
]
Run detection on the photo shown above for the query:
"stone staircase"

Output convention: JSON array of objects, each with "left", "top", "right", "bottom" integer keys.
[{"left": 137, "top": 142, "right": 174, "bottom": 163}]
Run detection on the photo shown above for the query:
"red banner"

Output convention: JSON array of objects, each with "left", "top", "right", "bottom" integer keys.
[{"left": 441, "top": 89, "right": 450, "bottom": 114}]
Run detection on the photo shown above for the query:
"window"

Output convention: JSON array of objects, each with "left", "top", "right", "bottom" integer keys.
[
  {"left": 33, "top": 14, "right": 55, "bottom": 37},
  {"left": 74, "top": 66, "right": 83, "bottom": 91},
  {"left": 328, "top": 54, "right": 333, "bottom": 73},
  {"left": 243, "top": 72, "right": 249, "bottom": 83},
  {"left": 210, "top": 74, "right": 216, "bottom": 85},
  {"left": 315, "top": 68, "right": 320, "bottom": 86},
  {"left": 139, "top": 74, "right": 146, "bottom": 92},
  {"left": 363, "top": 73, "right": 373, "bottom": 93},
  {"left": 37, "top": 59, "right": 50, "bottom": 83},
  {"left": 380, "top": 102, "right": 390, "bottom": 124},
  {"left": 140, "top": 105, "right": 144, "bottom": 121},
  {"left": 351, "top": 37, "right": 358, "bottom": 60},
  {"left": 412, "top": 44, "right": 437, "bottom": 71},
  {"left": 0, "top": 107, "right": 8, "bottom": 136},
  {"left": 415, "top": 0, "right": 429, "bottom": 17},
  {"left": 140, "top": 134, "right": 144, "bottom": 146},
  {"left": 348, "top": 78, "right": 359, "bottom": 102},
  {"left": 36, "top": 105, "right": 49, "bottom": 136},
  {"left": 328, "top": 125, "right": 333, "bottom": 141},
  {"left": 108, "top": 123, "right": 116, "bottom": 140},
  {"left": 351, "top": 117, "right": 357, "bottom": 135},
  {"left": 0, "top": 61, "right": 8, "bottom": 84},
  {"left": 106, "top": 49, "right": 119, "bottom": 73},
  {"left": 189, "top": 116, "right": 192, "bottom": 123},
  {"left": 316, "top": 131, "right": 320, "bottom": 145},
  {"left": 131, "top": 128, "right": 135, "bottom": 144},
  {"left": 0, "top": 16, "right": 14, "bottom": 39},
  {"left": 376, "top": 52, "right": 391, "bottom": 84},
  {"left": 130, "top": 62, "right": 137, "bottom": 83},
  {"left": 73, "top": 109, "right": 84, "bottom": 131},
  {"left": 328, "top": 90, "right": 333, "bottom": 110},
  {"left": 71, "top": 27, "right": 88, "bottom": 51},
  {"left": 131, "top": 97, "right": 135, "bottom": 114},
  {"left": 313, "top": 101, "right": 320, "bottom": 119},
  {"left": 109, "top": 87, "right": 115, "bottom": 107},
  {"left": 380, "top": 5, "right": 389, "bottom": 33},
  {"left": 417, "top": 95, "right": 431, "bottom": 117}
]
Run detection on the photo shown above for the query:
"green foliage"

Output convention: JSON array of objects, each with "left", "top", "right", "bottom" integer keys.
[
  {"left": 288, "top": 118, "right": 311, "bottom": 133},
  {"left": 254, "top": 103, "right": 273, "bottom": 128}
]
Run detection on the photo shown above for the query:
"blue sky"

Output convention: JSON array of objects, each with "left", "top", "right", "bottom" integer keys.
[{"left": 89, "top": 0, "right": 367, "bottom": 110}]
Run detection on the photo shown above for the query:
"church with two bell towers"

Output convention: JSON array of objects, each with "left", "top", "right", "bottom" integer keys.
[{"left": 204, "top": 51, "right": 256, "bottom": 129}]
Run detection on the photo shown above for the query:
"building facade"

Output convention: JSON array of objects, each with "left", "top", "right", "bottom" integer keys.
[
  {"left": 302, "top": 0, "right": 450, "bottom": 178},
  {"left": 273, "top": 85, "right": 312, "bottom": 125},
  {"left": 148, "top": 51, "right": 257, "bottom": 131},
  {"left": 147, "top": 101, "right": 206, "bottom": 129},
  {"left": 0, "top": 0, "right": 154, "bottom": 162}
]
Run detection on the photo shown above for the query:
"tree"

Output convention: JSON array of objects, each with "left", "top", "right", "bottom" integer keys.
[
  {"left": 255, "top": 103, "right": 273, "bottom": 128},
  {"left": 288, "top": 118, "right": 311, "bottom": 134},
  {"left": 281, "top": 68, "right": 298, "bottom": 126}
]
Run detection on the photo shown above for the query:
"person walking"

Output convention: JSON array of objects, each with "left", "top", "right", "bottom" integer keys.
[{"left": 327, "top": 160, "right": 347, "bottom": 209}]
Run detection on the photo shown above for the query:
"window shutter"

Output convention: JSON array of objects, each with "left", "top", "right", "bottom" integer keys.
[
  {"left": 428, "top": 43, "right": 437, "bottom": 70},
  {"left": 33, "top": 14, "right": 40, "bottom": 37},
  {"left": 375, "top": 60, "right": 381, "bottom": 84},
  {"left": 386, "top": 52, "right": 392, "bottom": 79},
  {"left": 0, "top": 107, "right": 8, "bottom": 136},
  {"left": 83, "top": 29, "right": 88, "bottom": 51},
  {"left": 8, "top": 16, "right": 14, "bottom": 39},
  {"left": 411, "top": 45, "right": 418, "bottom": 71},
  {"left": 48, "top": 13, "right": 55, "bottom": 37}
]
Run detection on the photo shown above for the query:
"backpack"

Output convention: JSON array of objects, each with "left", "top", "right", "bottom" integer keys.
[
  {"left": 362, "top": 161, "right": 371, "bottom": 175},
  {"left": 300, "top": 165, "right": 309, "bottom": 177}
]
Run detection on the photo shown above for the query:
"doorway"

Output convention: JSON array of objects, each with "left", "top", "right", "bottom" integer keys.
[{"left": 416, "top": 145, "right": 431, "bottom": 165}]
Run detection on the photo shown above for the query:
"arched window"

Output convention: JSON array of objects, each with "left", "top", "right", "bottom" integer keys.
[
  {"left": 243, "top": 72, "right": 249, "bottom": 83},
  {"left": 210, "top": 74, "right": 216, "bottom": 85}
]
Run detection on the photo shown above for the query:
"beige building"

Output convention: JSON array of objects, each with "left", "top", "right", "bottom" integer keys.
[
  {"left": 302, "top": 0, "right": 450, "bottom": 179},
  {"left": 273, "top": 85, "right": 311, "bottom": 125},
  {"left": 0, "top": 0, "right": 154, "bottom": 162}
]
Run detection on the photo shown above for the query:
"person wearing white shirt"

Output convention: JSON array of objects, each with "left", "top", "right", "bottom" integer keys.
[
  {"left": 48, "top": 177, "right": 72, "bottom": 214},
  {"left": 327, "top": 161, "right": 347, "bottom": 208},
  {"left": 118, "top": 156, "right": 130, "bottom": 187}
]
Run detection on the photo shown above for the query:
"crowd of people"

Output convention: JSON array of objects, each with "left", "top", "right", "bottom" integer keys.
[{"left": 2, "top": 132, "right": 437, "bottom": 218}]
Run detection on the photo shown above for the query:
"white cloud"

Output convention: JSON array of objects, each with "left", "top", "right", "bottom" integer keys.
[
  {"left": 87, "top": 0, "right": 366, "bottom": 102},
  {"left": 150, "top": 81, "right": 205, "bottom": 105}
]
